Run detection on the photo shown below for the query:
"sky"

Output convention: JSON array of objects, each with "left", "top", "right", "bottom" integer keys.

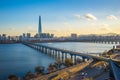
[{"left": 0, "top": 0, "right": 120, "bottom": 36}]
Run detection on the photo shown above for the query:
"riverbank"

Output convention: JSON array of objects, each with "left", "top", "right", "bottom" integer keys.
[{"left": 0, "top": 40, "right": 20, "bottom": 44}]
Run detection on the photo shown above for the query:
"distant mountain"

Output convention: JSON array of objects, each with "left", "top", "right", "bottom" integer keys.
[
  {"left": 99, "top": 33, "right": 119, "bottom": 36},
  {"left": 79, "top": 33, "right": 120, "bottom": 37}
]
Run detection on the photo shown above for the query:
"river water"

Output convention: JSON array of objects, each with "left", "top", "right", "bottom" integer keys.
[
  {"left": 0, "top": 42, "right": 116, "bottom": 79},
  {"left": 0, "top": 43, "right": 55, "bottom": 79},
  {"left": 41, "top": 42, "right": 115, "bottom": 53}
]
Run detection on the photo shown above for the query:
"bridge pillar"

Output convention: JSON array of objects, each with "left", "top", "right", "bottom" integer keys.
[
  {"left": 37, "top": 45, "right": 39, "bottom": 50},
  {"left": 49, "top": 49, "right": 51, "bottom": 55},
  {"left": 49, "top": 50, "right": 52, "bottom": 56},
  {"left": 118, "top": 42, "right": 120, "bottom": 44},
  {"left": 55, "top": 51, "right": 58, "bottom": 59},
  {"left": 52, "top": 50, "right": 54, "bottom": 57},
  {"left": 56, "top": 51, "right": 60, "bottom": 59},
  {"left": 35, "top": 45, "right": 37, "bottom": 49},
  {"left": 33, "top": 45, "right": 35, "bottom": 48},
  {"left": 38, "top": 46, "right": 40, "bottom": 50},
  {"left": 46, "top": 48, "right": 50, "bottom": 55},
  {"left": 45, "top": 48, "right": 47, "bottom": 54},
  {"left": 54, "top": 50, "right": 56, "bottom": 58},
  {"left": 111, "top": 41, "right": 114, "bottom": 44},
  {"left": 42, "top": 47, "right": 44, "bottom": 52},
  {"left": 115, "top": 41, "right": 118, "bottom": 44},
  {"left": 61, "top": 52, "right": 64, "bottom": 63},
  {"left": 36, "top": 46, "right": 38, "bottom": 49},
  {"left": 74, "top": 55, "right": 77, "bottom": 64},
  {"left": 39, "top": 46, "right": 41, "bottom": 51},
  {"left": 48, "top": 49, "right": 51, "bottom": 56},
  {"left": 40, "top": 47, "right": 42, "bottom": 52},
  {"left": 48, "top": 48, "right": 51, "bottom": 56},
  {"left": 43, "top": 47, "right": 45, "bottom": 53},
  {"left": 42, "top": 47, "right": 44, "bottom": 53},
  {"left": 58, "top": 51, "right": 60, "bottom": 60},
  {"left": 41, "top": 46, "right": 43, "bottom": 52},
  {"left": 70, "top": 54, "right": 73, "bottom": 62},
  {"left": 52, "top": 50, "right": 55, "bottom": 58},
  {"left": 82, "top": 57, "right": 86, "bottom": 62},
  {"left": 46, "top": 48, "right": 49, "bottom": 55},
  {"left": 65, "top": 53, "right": 67, "bottom": 60},
  {"left": 37, "top": 46, "right": 39, "bottom": 50},
  {"left": 33, "top": 45, "right": 35, "bottom": 49},
  {"left": 54, "top": 50, "right": 57, "bottom": 59},
  {"left": 49, "top": 49, "right": 52, "bottom": 56}
]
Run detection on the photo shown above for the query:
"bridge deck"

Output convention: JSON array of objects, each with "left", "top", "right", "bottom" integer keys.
[{"left": 34, "top": 43, "right": 110, "bottom": 61}]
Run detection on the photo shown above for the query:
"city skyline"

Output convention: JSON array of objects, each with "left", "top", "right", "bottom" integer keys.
[{"left": 0, "top": 0, "right": 120, "bottom": 36}]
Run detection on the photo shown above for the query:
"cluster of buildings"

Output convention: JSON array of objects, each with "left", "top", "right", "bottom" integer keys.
[
  {"left": 0, "top": 16, "right": 54, "bottom": 43},
  {"left": 1, "top": 16, "right": 120, "bottom": 44},
  {"left": 0, "top": 34, "right": 19, "bottom": 43},
  {"left": 68, "top": 33, "right": 120, "bottom": 41},
  {"left": 0, "top": 33, "right": 54, "bottom": 44},
  {"left": 19, "top": 16, "right": 54, "bottom": 41},
  {"left": 19, "top": 33, "right": 54, "bottom": 41}
]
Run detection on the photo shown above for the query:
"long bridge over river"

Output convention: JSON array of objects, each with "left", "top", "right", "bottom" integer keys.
[
  {"left": 22, "top": 42, "right": 111, "bottom": 63},
  {"left": 22, "top": 42, "right": 120, "bottom": 80}
]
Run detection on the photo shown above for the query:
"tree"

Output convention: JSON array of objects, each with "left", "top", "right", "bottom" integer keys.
[
  {"left": 35, "top": 66, "right": 45, "bottom": 75},
  {"left": 8, "top": 74, "right": 18, "bottom": 80},
  {"left": 65, "top": 58, "right": 73, "bottom": 67},
  {"left": 102, "top": 50, "right": 110, "bottom": 57},
  {"left": 47, "top": 63, "right": 56, "bottom": 73},
  {"left": 25, "top": 71, "right": 35, "bottom": 80},
  {"left": 55, "top": 60, "right": 62, "bottom": 69}
]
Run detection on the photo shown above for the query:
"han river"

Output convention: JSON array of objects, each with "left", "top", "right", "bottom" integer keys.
[{"left": 0, "top": 42, "right": 116, "bottom": 79}]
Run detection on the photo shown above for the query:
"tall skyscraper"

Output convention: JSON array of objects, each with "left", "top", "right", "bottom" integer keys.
[{"left": 38, "top": 16, "right": 42, "bottom": 34}]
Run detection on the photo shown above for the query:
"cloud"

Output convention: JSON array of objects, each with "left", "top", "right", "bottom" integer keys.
[
  {"left": 100, "top": 24, "right": 111, "bottom": 32},
  {"left": 100, "top": 27, "right": 111, "bottom": 31},
  {"left": 101, "top": 24, "right": 109, "bottom": 27},
  {"left": 85, "top": 13, "right": 97, "bottom": 20},
  {"left": 74, "top": 14, "right": 81, "bottom": 19},
  {"left": 107, "top": 15, "right": 118, "bottom": 20}
]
